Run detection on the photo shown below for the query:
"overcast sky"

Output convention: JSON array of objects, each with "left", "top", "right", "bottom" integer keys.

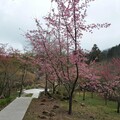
[{"left": 0, "top": 0, "right": 120, "bottom": 51}]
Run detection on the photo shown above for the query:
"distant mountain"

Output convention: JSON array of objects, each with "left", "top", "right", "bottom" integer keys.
[{"left": 100, "top": 44, "right": 120, "bottom": 60}]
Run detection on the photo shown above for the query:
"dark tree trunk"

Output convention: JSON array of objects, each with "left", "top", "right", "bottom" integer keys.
[
  {"left": 8, "top": 80, "right": 11, "bottom": 97},
  {"left": 45, "top": 73, "right": 48, "bottom": 95},
  {"left": 0, "top": 72, "right": 7, "bottom": 97},
  {"left": 19, "top": 66, "right": 26, "bottom": 97},
  {"left": 68, "top": 94, "right": 73, "bottom": 115},
  {"left": 79, "top": 90, "right": 81, "bottom": 97},
  {"left": 104, "top": 93, "right": 108, "bottom": 105},
  {"left": 52, "top": 83, "right": 55, "bottom": 94},
  {"left": 5, "top": 81, "right": 11, "bottom": 98},
  {"left": 19, "top": 84, "right": 23, "bottom": 97},
  {"left": 117, "top": 101, "right": 120, "bottom": 113},
  {"left": 91, "top": 90, "right": 94, "bottom": 98},
  {"left": 83, "top": 89, "right": 86, "bottom": 101},
  {"left": 8, "top": 87, "right": 11, "bottom": 98},
  {"left": 0, "top": 85, "right": 4, "bottom": 96}
]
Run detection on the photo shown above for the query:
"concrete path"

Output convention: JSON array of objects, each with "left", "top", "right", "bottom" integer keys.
[
  {"left": 23, "top": 88, "right": 44, "bottom": 98},
  {"left": 0, "top": 88, "right": 44, "bottom": 120},
  {"left": 0, "top": 97, "right": 32, "bottom": 120}
]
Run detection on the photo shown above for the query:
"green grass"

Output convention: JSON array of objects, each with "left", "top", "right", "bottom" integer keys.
[
  {"left": 60, "top": 92, "right": 120, "bottom": 120},
  {"left": 0, "top": 91, "right": 18, "bottom": 110},
  {"left": 24, "top": 93, "right": 33, "bottom": 97}
]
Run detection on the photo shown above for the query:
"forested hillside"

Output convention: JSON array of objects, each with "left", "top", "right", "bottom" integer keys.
[{"left": 87, "top": 44, "right": 120, "bottom": 62}]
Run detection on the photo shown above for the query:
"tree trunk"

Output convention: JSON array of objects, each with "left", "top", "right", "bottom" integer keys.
[
  {"left": 117, "top": 101, "right": 120, "bottom": 113},
  {"left": 91, "top": 90, "right": 94, "bottom": 98},
  {"left": 79, "top": 90, "right": 81, "bottom": 97},
  {"left": 19, "top": 66, "right": 26, "bottom": 97},
  {"left": 68, "top": 94, "right": 73, "bottom": 115},
  {"left": 45, "top": 73, "right": 48, "bottom": 95},
  {"left": 83, "top": 89, "right": 86, "bottom": 101},
  {"left": 5, "top": 82, "right": 11, "bottom": 98},
  {"left": 104, "top": 93, "right": 107, "bottom": 105},
  {"left": 19, "top": 84, "right": 23, "bottom": 97},
  {"left": 52, "top": 83, "right": 55, "bottom": 94},
  {"left": 0, "top": 85, "right": 4, "bottom": 96},
  {"left": 0, "top": 72, "right": 7, "bottom": 97},
  {"left": 8, "top": 87, "right": 11, "bottom": 98}
]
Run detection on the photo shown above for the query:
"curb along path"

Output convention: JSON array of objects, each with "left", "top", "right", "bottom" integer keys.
[{"left": 0, "top": 88, "right": 44, "bottom": 120}]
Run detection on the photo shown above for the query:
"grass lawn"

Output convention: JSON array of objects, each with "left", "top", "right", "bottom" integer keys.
[{"left": 60, "top": 92, "right": 120, "bottom": 120}]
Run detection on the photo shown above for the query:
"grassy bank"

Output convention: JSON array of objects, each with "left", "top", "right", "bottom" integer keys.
[
  {"left": 0, "top": 91, "right": 18, "bottom": 111},
  {"left": 60, "top": 92, "right": 120, "bottom": 120}
]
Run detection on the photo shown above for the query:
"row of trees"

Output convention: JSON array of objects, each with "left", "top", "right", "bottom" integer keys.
[
  {"left": 0, "top": 44, "right": 35, "bottom": 98},
  {"left": 80, "top": 43, "right": 120, "bottom": 112},
  {"left": 86, "top": 43, "right": 120, "bottom": 113},
  {"left": 98, "top": 59, "right": 120, "bottom": 113},
  {"left": 25, "top": 0, "right": 110, "bottom": 114}
]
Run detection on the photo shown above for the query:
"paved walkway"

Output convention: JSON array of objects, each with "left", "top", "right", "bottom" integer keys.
[
  {"left": 23, "top": 88, "right": 44, "bottom": 98},
  {"left": 0, "top": 97, "right": 32, "bottom": 120},
  {"left": 0, "top": 88, "right": 44, "bottom": 120}
]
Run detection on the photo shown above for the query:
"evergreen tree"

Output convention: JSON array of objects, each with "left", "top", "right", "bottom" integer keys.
[{"left": 88, "top": 44, "right": 101, "bottom": 64}]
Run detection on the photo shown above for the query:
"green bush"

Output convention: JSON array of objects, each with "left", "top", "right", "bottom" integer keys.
[
  {"left": 5, "top": 98, "right": 12, "bottom": 103},
  {"left": 0, "top": 97, "right": 12, "bottom": 106},
  {"left": 55, "top": 85, "right": 69, "bottom": 100},
  {"left": 0, "top": 100, "right": 6, "bottom": 106}
]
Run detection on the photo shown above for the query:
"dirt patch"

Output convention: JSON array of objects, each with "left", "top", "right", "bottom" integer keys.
[{"left": 23, "top": 96, "right": 70, "bottom": 120}]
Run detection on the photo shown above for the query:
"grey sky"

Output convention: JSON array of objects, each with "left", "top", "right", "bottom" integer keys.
[{"left": 0, "top": 0, "right": 120, "bottom": 51}]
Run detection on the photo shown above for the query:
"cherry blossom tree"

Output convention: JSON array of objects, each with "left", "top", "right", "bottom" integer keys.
[
  {"left": 98, "top": 62, "right": 115, "bottom": 105},
  {"left": 0, "top": 44, "right": 21, "bottom": 97},
  {"left": 112, "top": 58, "right": 120, "bottom": 113},
  {"left": 80, "top": 63, "right": 100, "bottom": 100},
  {"left": 16, "top": 51, "right": 36, "bottom": 97},
  {"left": 26, "top": 0, "right": 110, "bottom": 114}
]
